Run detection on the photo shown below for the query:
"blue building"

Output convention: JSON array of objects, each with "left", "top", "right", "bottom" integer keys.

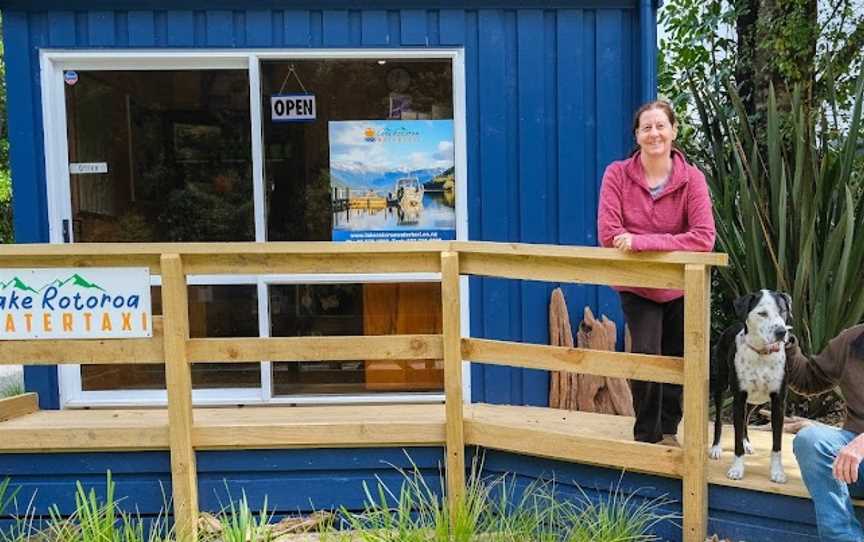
[{"left": 0, "top": 1, "right": 840, "bottom": 540}]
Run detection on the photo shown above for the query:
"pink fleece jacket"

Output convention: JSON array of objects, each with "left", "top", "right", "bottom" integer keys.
[{"left": 597, "top": 150, "right": 716, "bottom": 303}]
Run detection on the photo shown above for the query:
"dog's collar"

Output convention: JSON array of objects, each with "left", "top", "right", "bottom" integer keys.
[{"left": 744, "top": 341, "right": 783, "bottom": 355}]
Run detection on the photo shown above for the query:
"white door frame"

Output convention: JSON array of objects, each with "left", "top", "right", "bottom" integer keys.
[{"left": 39, "top": 48, "right": 471, "bottom": 408}]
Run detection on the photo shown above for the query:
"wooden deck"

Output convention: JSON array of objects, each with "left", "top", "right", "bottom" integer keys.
[{"left": 0, "top": 401, "right": 854, "bottom": 506}]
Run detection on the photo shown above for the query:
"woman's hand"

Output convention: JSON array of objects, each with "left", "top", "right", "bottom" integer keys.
[{"left": 613, "top": 233, "right": 634, "bottom": 252}]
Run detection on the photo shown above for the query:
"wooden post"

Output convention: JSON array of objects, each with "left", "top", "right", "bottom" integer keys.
[
  {"left": 441, "top": 251, "right": 465, "bottom": 520},
  {"left": 682, "top": 264, "right": 710, "bottom": 541},
  {"left": 161, "top": 254, "right": 198, "bottom": 541}
]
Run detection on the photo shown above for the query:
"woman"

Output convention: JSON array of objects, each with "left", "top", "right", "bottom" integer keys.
[{"left": 597, "top": 101, "right": 716, "bottom": 445}]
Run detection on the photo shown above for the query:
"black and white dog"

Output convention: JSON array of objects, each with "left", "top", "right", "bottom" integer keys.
[{"left": 708, "top": 289, "right": 793, "bottom": 484}]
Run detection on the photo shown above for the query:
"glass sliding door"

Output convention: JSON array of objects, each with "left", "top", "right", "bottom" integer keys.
[
  {"left": 62, "top": 67, "right": 260, "bottom": 397},
  {"left": 47, "top": 51, "right": 464, "bottom": 407}
]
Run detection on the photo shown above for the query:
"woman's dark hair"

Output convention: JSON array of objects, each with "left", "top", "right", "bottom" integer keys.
[{"left": 627, "top": 100, "right": 682, "bottom": 158}]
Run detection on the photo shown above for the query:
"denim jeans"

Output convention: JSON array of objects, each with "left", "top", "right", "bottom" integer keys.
[{"left": 793, "top": 425, "right": 864, "bottom": 541}]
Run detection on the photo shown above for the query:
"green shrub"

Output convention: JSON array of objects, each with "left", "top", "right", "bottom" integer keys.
[
  {"left": 692, "top": 69, "right": 864, "bottom": 355},
  {"left": 326, "top": 455, "right": 676, "bottom": 542}
]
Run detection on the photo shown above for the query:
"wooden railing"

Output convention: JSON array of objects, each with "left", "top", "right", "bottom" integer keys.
[{"left": 0, "top": 241, "right": 726, "bottom": 541}]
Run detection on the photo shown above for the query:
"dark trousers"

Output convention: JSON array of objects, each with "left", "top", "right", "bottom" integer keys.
[{"left": 619, "top": 292, "right": 685, "bottom": 443}]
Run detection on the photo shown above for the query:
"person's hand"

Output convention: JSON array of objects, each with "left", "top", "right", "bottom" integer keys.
[
  {"left": 833, "top": 433, "right": 864, "bottom": 484},
  {"left": 613, "top": 233, "right": 634, "bottom": 252}
]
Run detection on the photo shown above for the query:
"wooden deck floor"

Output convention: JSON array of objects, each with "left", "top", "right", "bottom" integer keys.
[{"left": 0, "top": 402, "right": 858, "bottom": 505}]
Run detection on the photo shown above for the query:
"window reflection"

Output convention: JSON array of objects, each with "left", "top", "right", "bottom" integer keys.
[{"left": 65, "top": 70, "right": 254, "bottom": 243}]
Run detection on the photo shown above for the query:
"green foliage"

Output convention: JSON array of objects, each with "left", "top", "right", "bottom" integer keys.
[
  {"left": 692, "top": 68, "right": 864, "bottom": 356},
  {"left": 210, "top": 491, "right": 273, "bottom": 542},
  {"left": 41, "top": 472, "right": 173, "bottom": 542},
  {"left": 658, "top": 0, "right": 737, "bottom": 111},
  {"left": 0, "top": 462, "right": 675, "bottom": 542},
  {"left": 327, "top": 455, "right": 675, "bottom": 541},
  {"left": 0, "top": 377, "right": 23, "bottom": 399}
]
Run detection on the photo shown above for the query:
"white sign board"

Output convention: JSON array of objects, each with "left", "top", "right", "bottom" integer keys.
[
  {"left": 271, "top": 94, "right": 316, "bottom": 123},
  {"left": 0, "top": 268, "right": 152, "bottom": 340},
  {"left": 70, "top": 162, "right": 108, "bottom": 174}
]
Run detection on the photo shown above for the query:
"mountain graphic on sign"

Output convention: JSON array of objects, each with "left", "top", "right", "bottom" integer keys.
[
  {"left": 39, "top": 274, "right": 106, "bottom": 292},
  {"left": 0, "top": 277, "right": 39, "bottom": 293}
]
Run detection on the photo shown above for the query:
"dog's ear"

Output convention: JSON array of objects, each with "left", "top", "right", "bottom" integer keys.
[{"left": 733, "top": 292, "right": 758, "bottom": 321}]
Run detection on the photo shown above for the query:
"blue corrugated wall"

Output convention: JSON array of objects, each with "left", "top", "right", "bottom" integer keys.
[{"left": 4, "top": 3, "right": 646, "bottom": 409}]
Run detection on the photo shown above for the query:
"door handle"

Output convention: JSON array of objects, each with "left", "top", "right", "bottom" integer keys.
[{"left": 62, "top": 219, "right": 70, "bottom": 243}]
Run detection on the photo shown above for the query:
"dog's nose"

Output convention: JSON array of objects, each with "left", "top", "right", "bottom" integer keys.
[{"left": 774, "top": 327, "right": 788, "bottom": 341}]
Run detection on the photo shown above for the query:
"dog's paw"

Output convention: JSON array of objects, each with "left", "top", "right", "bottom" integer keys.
[
  {"left": 770, "top": 452, "right": 787, "bottom": 484},
  {"left": 770, "top": 469, "right": 788, "bottom": 484},
  {"left": 743, "top": 438, "right": 754, "bottom": 455},
  {"left": 708, "top": 445, "right": 723, "bottom": 460},
  {"left": 726, "top": 457, "right": 745, "bottom": 480}
]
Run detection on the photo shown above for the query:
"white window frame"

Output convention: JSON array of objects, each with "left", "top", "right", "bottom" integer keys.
[{"left": 41, "top": 49, "right": 470, "bottom": 409}]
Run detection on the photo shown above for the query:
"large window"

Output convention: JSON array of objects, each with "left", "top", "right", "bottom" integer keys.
[{"left": 48, "top": 52, "right": 465, "bottom": 407}]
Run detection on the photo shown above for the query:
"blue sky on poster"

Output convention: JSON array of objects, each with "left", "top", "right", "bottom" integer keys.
[{"left": 329, "top": 120, "right": 454, "bottom": 174}]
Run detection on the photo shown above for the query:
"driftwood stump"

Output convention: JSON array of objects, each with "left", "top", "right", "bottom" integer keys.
[{"left": 549, "top": 288, "right": 634, "bottom": 416}]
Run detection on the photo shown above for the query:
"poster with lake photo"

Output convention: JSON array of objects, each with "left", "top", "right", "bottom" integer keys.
[{"left": 328, "top": 120, "right": 456, "bottom": 242}]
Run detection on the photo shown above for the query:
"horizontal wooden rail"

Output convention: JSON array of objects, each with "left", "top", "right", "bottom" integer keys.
[
  {"left": 0, "top": 255, "right": 163, "bottom": 272},
  {"left": 458, "top": 252, "right": 685, "bottom": 289},
  {"left": 0, "top": 319, "right": 164, "bottom": 364},
  {"left": 182, "top": 253, "right": 441, "bottom": 274},
  {"left": 0, "top": 241, "right": 451, "bottom": 274},
  {"left": 464, "top": 418, "right": 684, "bottom": 477},
  {"left": 462, "top": 338, "right": 684, "bottom": 385},
  {"left": 0, "top": 241, "right": 727, "bottom": 272},
  {"left": 452, "top": 241, "right": 728, "bottom": 267},
  {"left": 186, "top": 335, "right": 443, "bottom": 363}
]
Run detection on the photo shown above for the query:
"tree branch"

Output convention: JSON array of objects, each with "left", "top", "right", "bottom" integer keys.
[{"left": 816, "top": 15, "right": 864, "bottom": 97}]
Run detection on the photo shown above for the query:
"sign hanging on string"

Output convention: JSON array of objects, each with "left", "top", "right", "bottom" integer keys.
[{"left": 271, "top": 65, "right": 316, "bottom": 123}]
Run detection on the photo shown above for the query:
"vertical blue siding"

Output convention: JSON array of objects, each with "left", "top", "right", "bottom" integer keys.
[
  {"left": 476, "top": 10, "right": 512, "bottom": 405},
  {"left": 166, "top": 10, "right": 194, "bottom": 46},
  {"left": 322, "top": 10, "right": 349, "bottom": 46},
  {"left": 516, "top": 10, "right": 549, "bottom": 406},
  {"left": 284, "top": 10, "right": 310, "bottom": 46},
  {"left": 245, "top": 10, "right": 271, "bottom": 47},
  {"left": 47, "top": 11, "right": 75, "bottom": 46},
  {"left": 8, "top": 5, "right": 651, "bottom": 408},
  {"left": 594, "top": 9, "right": 627, "bottom": 332},
  {"left": 361, "top": 10, "right": 389, "bottom": 45},
  {"left": 5, "top": 11, "right": 59, "bottom": 410},
  {"left": 206, "top": 10, "right": 235, "bottom": 47},
  {"left": 88, "top": 11, "right": 115, "bottom": 46},
  {"left": 400, "top": 9, "right": 426, "bottom": 45},
  {"left": 438, "top": 9, "right": 465, "bottom": 45}
]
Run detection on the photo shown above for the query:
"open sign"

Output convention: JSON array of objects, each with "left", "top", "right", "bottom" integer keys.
[{"left": 271, "top": 94, "right": 316, "bottom": 123}]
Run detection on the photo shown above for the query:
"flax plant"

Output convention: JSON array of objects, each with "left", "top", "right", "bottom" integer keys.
[
  {"left": 44, "top": 472, "right": 173, "bottom": 542},
  {"left": 325, "top": 454, "right": 674, "bottom": 542},
  {"left": 211, "top": 491, "right": 273, "bottom": 542},
  {"left": 691, "top": 68, "right": 864, "bottom": 354}
]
